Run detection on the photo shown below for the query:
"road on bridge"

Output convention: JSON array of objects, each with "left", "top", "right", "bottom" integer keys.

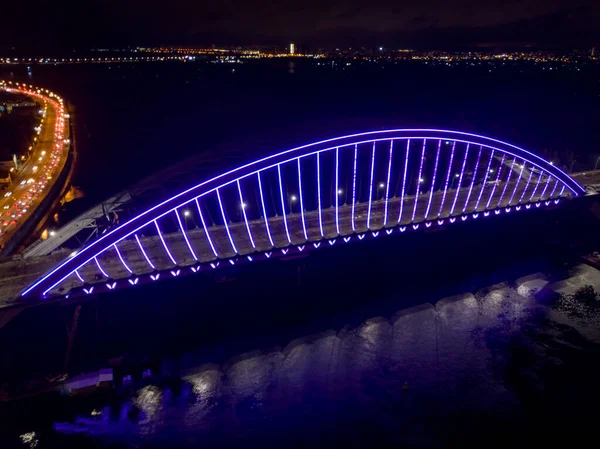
[{"left": 0, "top": 82, "right": 70, "bottom": 252}]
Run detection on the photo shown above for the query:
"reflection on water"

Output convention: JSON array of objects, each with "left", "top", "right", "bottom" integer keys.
[{"left": 28, "top": 267, "right": 600, "bottom": 448}]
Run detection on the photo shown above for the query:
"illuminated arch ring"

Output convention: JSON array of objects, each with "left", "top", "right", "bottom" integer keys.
[{"left": 21, "top": 129, "right": 584, "bottom": 299}]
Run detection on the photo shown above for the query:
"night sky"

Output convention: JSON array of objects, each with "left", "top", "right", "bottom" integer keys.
[{"left": 2, "top": 0, "right": 599, "bottom": 51}]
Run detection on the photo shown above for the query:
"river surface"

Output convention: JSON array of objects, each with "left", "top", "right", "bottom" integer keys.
[{"left": 1, "top": 59, "right": 600, "bottom": 448}]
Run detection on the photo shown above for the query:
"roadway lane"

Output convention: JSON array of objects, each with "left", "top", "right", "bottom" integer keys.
[{"left": 0, "top": 82, "right": 69, "bottom": 250}]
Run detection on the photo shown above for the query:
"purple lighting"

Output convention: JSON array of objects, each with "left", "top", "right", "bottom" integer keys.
[
  {"left": 497, "top": 157, "right": 517, "bottom": 208},
  {"left": 383, "top": 140, "right": 394, "bottom": 226},
  {"left": 508, "top": 160, "right": 526, "bottom": 205},
  {"left": 154, "top": 220, "right": 177, "bottom": 265},
  {"left": 352, "top": 144, "right": 358, "bottom": 232},
  {"left": 462, "top": 146, "right": 482, "bottom": 213},
  {"left": 518, "top": 166, "right": 535, "bottom": 203},
  {"left": 316, "top": 152, "right": 324, "bottom": 237},
  {"left": 175, "top": 209, "right": 198, "bottom": 260},
  {"left": 438, "top": 141, "right": 456, "bottom": 217},
  {"left": 528, "top": 170, "right": 545, "bottom": 202},
  {"left": 297, "top": 158, "right": 308, "bottom": 241},
  {"left": 21, "top": 128, "right": 583, "bottom": 300},
  {"left": 94, "top": 257, "right": 109, "bottom": 278},
  {"left": 75, "top": 270, "right": 84, "bottom": 283},
  {"left": 114, "top": 244, "right": 133, "bottom": 274},
  {"left": 277, "top": 164, "right": 292, "bottom": 244},
  {"left": 425, "top": 140, "right": 441, "bottom": 219},
  {"left": 549, "top": 178, "right": 560, "bottom": 198},
  {"left": 485, "top": 154, "right": 505, "bottom": 209},
  {"left": 195, "top": 198, "right": 218, "bottom": 258},
  {"left": 539, "top": 175, "right": 553, "bottom": 200},
  {"left": 257, "top": 172, "right": 275, "bottom": 247},
  {"left": 411, "top": 139, "right": 426, "bottom": 222},
  {"left": 367, "top": 142, "right": 376, "bottom": 229},
  {"left": 216, "top": 189, "right": 238, "bottom": 254},
  {"left": 450, "top": 143, "right": 470, "bottom": 216},
  {"left": 237, "top": 180, "right": 255, "bottom": 249},
  {"left": 398, "top": 139, "right": 410, "bottom": 224},
  {"left": 135, "top": 234, "right": 155, "bottom": 270},
  {"left": 474, "top": 150, "right": 494, "bottom": 211},
  {"left": 335, "top": 147, "right": 340, "bottom": 235}
]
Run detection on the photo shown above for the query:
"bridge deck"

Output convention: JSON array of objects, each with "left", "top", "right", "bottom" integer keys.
[{"left": 0, "top": 169, "right": 597, "bottom": 308}]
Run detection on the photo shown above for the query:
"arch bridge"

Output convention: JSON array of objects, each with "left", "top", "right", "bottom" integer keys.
[{"left": 21, "top": 129, "right": 585, "bottom": 301}]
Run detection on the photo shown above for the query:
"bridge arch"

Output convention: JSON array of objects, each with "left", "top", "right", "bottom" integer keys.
[{"left": 21, "top": 129, "right": 584, "bottom": 300}]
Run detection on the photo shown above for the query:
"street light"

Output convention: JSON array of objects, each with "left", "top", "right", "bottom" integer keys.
[{"left": 183, "top": 210, "right": 191, "bottom": 217}]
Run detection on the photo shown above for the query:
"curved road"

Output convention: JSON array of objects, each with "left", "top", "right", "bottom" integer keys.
[{"left": 0, "top": 81, "right": 70, "bottom": 251}]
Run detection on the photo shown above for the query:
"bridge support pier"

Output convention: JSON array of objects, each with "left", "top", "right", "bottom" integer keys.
[{"left": 63, "top": 305, "right": 82, "bottom": 372}]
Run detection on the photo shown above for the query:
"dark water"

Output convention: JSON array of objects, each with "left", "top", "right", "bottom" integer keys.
[
  {"left": 2, "top": 202, "right": 600, "bottom": 448},
  {"left": 1, "top": 59, "right": 600, "bottom": 448}
]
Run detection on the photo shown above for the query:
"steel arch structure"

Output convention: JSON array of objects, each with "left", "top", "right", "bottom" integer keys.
[{"left": 21, "top": 129, "right": 584, "bottom": 300}]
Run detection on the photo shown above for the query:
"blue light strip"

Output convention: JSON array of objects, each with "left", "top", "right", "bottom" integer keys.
[
  {"left": 508, "top": 160, "right": 526, "bottom": 205},
  {"left": 24, "top": 129, "right": 583, "bottom": 299},
  {"left": 411, "top": 139, "right": 426, "bottom": 222},
  {"left": 335, "top": 147, "right": 340, "bottom": 235},
  {"left": 462, "top": 146, "right": 482, "bottom": 213},
  {"left": 135, "top": 234, "right": 155, "bottom": 270},
  {"left": 485, "top": 154, "right": 505, "bottom": 209},
  {"left": 450, "top": 143, "right": 469, "bottom": 215},
  {"left": 195, "top": 198, "right": 218, "bottom": 257},
  {"left": 438, "top": 141, "right": 456, "bottom": 217},
  {"left": 114, "top": 244, "right": 133, "bottom": 274},
  {"left": 474, "top": 150, "right": 495, "bottom": 211},
  {"left": 497, "top": 157, "right": 517, "bottom": 207},
  {"left": 75, "top": 269, "right": 85, "bottom": 283},
  {"left": 277, "top": 164, "right": 292, "bottom": 243},
  {"left": 257, "top": 172, "right": 274, "bottom": 247},
  {"left": 528, "top": 170, "right": 544, "bottom": 202},
  {"left": 297, "top": 158, "right": 308, "bottom": 241},
  {"left": 316, "top": 152, "right": 324, "bottom": 237},
  {"left": 94, "top": 257, "right": 109, "bottom": 278},
  {"left": 425, "top": 140, "right": 441, "bottom": 219},
  {"left": 175, "top": 209, "right": 198, "bottom": 260},
  {"left": 367, "top": 142, "right": 376, "bottom": 229},
  {"left": 539, "top": 174, "right": 553, "bottom": 200},
  {"left": 216, "top": 189, "right": 238, "bottom": 253},
  {"left": 518, "top": 167, "right": 535, "bottom": 203},
  {"left": 352, "top": 144, "right": 358, "bottom": 232},
  {"left": 398, "top": 139, "right": 410, "bottom": 223},
  {"left": 383, "top": 140, "right": 394, "bottom": 226},
  {"left": 154, "top": 220, "right": 177, "bottom": 265},
  {"left": 549, "top": 178, "right": 560, "bottom": 198},
  {"left": 237, "top": 180, "right": 255, "bottom": 249}
]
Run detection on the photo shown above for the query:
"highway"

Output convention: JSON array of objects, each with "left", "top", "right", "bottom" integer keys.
[{"left": 0, "top": 81, "right": 70, "bottom": 251}]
